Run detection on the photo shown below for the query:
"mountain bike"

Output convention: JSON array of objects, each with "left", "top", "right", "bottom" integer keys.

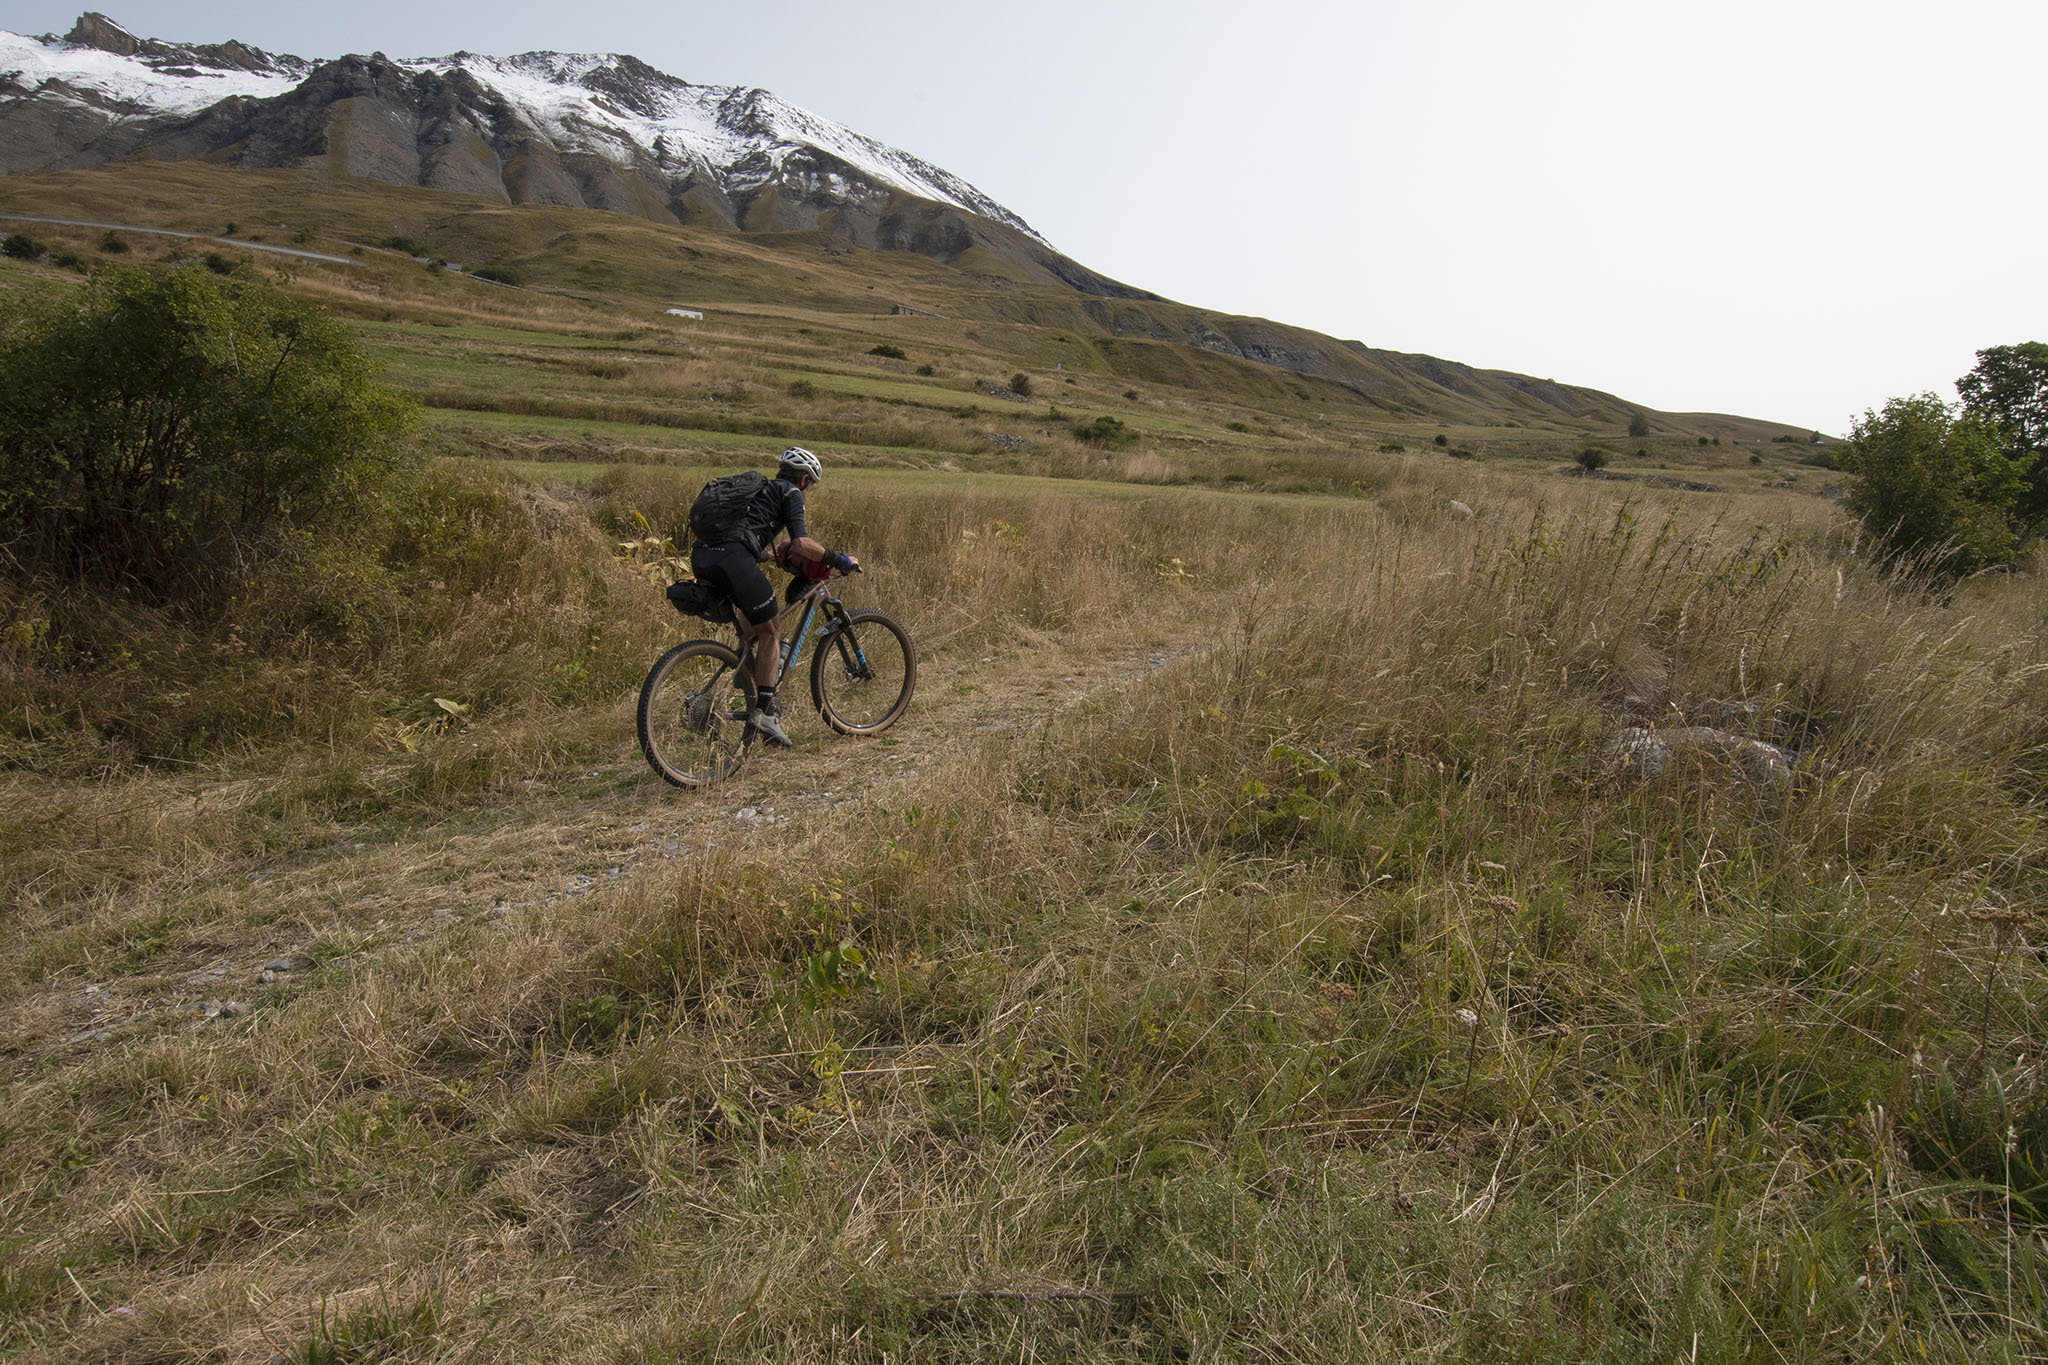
[{"left": 637, "top": 568, "right": 917, "bottom": 787}]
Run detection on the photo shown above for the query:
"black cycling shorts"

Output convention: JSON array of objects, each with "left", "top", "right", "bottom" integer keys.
[{"left": 690, "top": 542, "right": 779, "bottom": 625}]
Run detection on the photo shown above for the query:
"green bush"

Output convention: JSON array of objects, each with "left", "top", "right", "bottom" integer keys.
[
  {"left": 2, "top": 233, "right": 47, "bottom": 261},
  {"left": 1627, "top": 412, "right": 1651, "bottom": 438},
  {"left": 788, "top": 378, "right": 818, "bottom": 400},
  {"left": 1841, "top": 392, "right": 2024, "bottom": 577},
  {"left": 98, "top": 231, "right": 129, "bottom": 255},
  {"left": 1575, "top": 448, "right": 1610, "bottom": 471},
  {"left": 1433, "top": 434, "right": 1448, "bottom": 447},
  {"left": 915, "top": 363, "right": 936, "bottom": 376},
  {"left": 868, "top": 344, "right": 906, "bottom": 360},
  {"left": 471, "top": 265, "right": 523, "bottom": 286},
  {"left": 0, "top": 265, "right": 419, "bottom": 597},
  {"left": 1009, "top": 373, "right": 1032, "bottom": 398},
  {"left": 379, "top": 235, "right": 427, "bottom": 256},
  {"left": 1073, "top": 415, "right": 1136, "bottom": 448}
]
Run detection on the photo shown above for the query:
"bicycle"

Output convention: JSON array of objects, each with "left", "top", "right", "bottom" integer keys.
[{"left": 637, "top": 567, "right": 917, "bottom": 787}]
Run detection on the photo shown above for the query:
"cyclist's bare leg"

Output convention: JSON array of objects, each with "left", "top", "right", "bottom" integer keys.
[{"left": 747, "top": 617, "right": 781, "bottom": 688}]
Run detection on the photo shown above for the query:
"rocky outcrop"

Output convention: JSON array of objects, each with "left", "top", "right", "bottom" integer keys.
[
  {"left": 65, "top": 12, "right": 135, "bottom": 55},
  {"left": 1603, "top": 726, "right": 1796, "bottom": 786}
]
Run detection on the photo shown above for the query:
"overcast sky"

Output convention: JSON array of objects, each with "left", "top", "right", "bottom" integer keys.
[{"left": 11, "top": 0, "right": 2043, "bottom": 432}]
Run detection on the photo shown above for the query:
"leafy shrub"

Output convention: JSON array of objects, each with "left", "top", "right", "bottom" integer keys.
[
  {"left": 1627, "top": 411, "right": 1651, "bottom": 438},
  {"left": 202, "top": 252, "right": 240, "bottom": 276},
  {"left": 1433, "top": 434, "right": 1448, "bottom": 447},
  {"left": 1226, "top": 421, "right": 1251, "bottom": 433},
  {"left": 1122, "top": 389, "right": 1139, "bottom": 401},
  {"left": 915, "top": 364, "right": 936, "bottom": 376},
  {"left": 1749, "top": 453, "right": 1764, "bottom": 465},
  {"left": 1073, "top": 416, "right": 1136, "bottom": 448},
  {"left": 0, "top": 266, "right": 419, "bottom": 597},
  {"left": 51, "top": 252, "right": 86, "bottom": 273},
  {"left": 868, "top": 344, "right": 906, "bottom": 360},
  {"left": 379, "top": 235, "right": 427, "bottom": 255},
  {"left": 2, "top": 233, "right": 47, "bottom": 260},
  {"left": 1841, "top": 392, "right": 2023, "bottom": 577},
  {"left": 1576, "top": 447, "right": 1610, "bottom": 471},
  {"left": 222, "top": 222, "right": 237, "bottom": 236},
  {"left": 1009, "top": 373, "right": 1032, "bottom": 398},
  {"left": 98, "top": 231, "right": 129, "bottom": 255},
  {"left": 471, "top": 265, "right": 523, "bottom": 286},
  {"left": 788, "top": 378, "right": 819, "bottom": 400},
  {"left": 1697, "top": 436, "right": 1710, "bottom": 446}
]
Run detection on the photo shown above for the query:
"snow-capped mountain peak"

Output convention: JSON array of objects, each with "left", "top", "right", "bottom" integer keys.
[
  {"left": 0, "top": 14, "right": 1044, "bottom": 244},
  {"left": 2, "top": 13, "right": 308, "bottom": 116}
]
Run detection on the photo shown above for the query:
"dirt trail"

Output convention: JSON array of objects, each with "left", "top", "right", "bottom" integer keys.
[
  {"left": 0, "top": 213, "right": 363, "bottom": 266},
  {"left": 9, "top": 629, "right": 1206, "bottom": 1068}
]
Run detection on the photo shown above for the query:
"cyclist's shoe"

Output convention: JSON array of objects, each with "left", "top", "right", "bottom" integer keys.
[{"left": 745, "top": 703, "right": 793, "bottom": 748}]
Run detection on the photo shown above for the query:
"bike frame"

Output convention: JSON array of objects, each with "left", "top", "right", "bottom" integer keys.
[{"left": 739, "top": 572, "right": 875, "bottom": 690}]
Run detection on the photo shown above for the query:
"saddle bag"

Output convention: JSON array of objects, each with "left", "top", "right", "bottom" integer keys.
[{"left": 665, "top": 578, "right": 736, "bottom": 626}]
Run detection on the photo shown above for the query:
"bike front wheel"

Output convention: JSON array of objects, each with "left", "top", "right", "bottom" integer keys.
[
  {"left": 639, "top": 639, "right": 752, "bottom": 787},
  {"left": 811, "top": 608, "right": 917, "bottom": 734}
]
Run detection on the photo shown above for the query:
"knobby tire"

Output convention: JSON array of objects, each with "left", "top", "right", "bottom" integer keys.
[
  {"left": 811, "top": 608, "right": 917, "bottom": 734},
  {"left": 638, "top": 638, "right": 754, "bottom": 787}
]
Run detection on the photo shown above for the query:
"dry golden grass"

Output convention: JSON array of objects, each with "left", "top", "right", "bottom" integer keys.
[
  {"left": 5, "top": 455, "right": 2046, "bottom": 1361},
  {"left": 0, "top": 176, "right": 2032, "bottom": 1361}
]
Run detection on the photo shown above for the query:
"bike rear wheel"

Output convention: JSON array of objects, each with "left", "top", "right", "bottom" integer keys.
[
  {"left": 811, "top": 608, "right": 916, "bottom": 734},
  {"left": 638, "top": 639, "right": 753, "bottom": 787}
]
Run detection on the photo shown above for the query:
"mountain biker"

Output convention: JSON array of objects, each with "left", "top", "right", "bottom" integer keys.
[{"left": 688, "top": 447, "right": 859, "bottom": 747}]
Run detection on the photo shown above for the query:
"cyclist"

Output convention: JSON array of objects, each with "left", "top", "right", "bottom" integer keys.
[{"left": 688, "top": 447, "right": 859, "bottom": 747}]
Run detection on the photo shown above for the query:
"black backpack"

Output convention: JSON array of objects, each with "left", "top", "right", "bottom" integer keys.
[{"left": 688, "top": 470, "right": 767, "bottom": 543}]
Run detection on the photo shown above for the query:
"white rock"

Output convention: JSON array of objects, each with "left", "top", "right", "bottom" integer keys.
[{"left": 1604, "top": 726, "right": 1793, "bottom": 786}]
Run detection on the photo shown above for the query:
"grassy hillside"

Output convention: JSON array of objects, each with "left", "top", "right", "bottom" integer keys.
[
  {"left": 2, "top": 166, "right": 2039, "bottom": 1362},
  {"left": 0, "top": 162, "right": 1825, "bottom": 457}
]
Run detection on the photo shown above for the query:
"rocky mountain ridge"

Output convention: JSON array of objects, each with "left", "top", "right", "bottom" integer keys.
[{"left": 1, "top": 13, "right": 1149, "bottom": 299}]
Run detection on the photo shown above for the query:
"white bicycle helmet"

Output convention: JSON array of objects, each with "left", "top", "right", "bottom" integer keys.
[{"left": 778, "top": 446, "right": 823, "bottom": 484}]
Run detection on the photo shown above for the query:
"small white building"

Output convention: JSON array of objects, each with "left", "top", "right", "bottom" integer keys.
[{"left": 665, "top": 307, "right": 704, "bottom": 320}]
